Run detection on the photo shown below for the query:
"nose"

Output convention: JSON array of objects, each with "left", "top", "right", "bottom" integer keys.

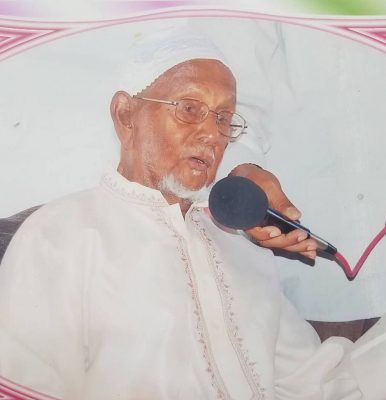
[{"left": 194, "top": 112, "right": 225, "bottom": 145}]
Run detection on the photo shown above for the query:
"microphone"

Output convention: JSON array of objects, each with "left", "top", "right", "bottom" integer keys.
[{"left": 208, "top": 176, "right": 337, "bottom": 255}]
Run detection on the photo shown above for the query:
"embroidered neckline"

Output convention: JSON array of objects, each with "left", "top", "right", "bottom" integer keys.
[
  {"left": 150, "top": 206, "right": 230, "bottom": 399},
  {"left": 190, "top": 210, "right": 266, "bottom": 400},
  {"left": 100, "top": 168, "right": 209, "bottom": 211},
  {"left": 100, "top": 168, "right": 169, "bottom": 207}
]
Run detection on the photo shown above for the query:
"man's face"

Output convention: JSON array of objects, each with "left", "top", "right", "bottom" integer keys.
[{"left": 126, "top": 59, "right": 236, "bottom": 192}]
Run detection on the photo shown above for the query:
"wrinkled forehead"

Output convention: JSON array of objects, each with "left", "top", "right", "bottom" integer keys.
[{"left": 119, "top": 24, "right": 234, "bottom": 96}]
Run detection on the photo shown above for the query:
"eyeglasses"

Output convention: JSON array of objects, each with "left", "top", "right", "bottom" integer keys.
[{"left": 133, "top": 96, "right": 247, "bottom": 140}]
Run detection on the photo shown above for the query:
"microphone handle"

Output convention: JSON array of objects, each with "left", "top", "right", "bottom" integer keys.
[
  {"left": 265, "top": 208, "right": 309, "bottom": 234},
  {"left": 266, "top": 208, "right": 337, "bottom": 255}
]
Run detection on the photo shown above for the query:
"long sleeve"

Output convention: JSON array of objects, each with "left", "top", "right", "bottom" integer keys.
[
  {"left": 0, "top": 327, "right": 65, "bottom": 399},
  {"left": 274, "top": 294, "right": 386, "bottom": 399},
  {"left": 349, "top": 316, "right": 386, "bottom": 399},
  {"left": 0, "top": 204, "right": 89, "bottom": 399}
]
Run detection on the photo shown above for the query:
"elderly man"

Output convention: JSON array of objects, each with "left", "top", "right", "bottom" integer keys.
[{"left": 0, "top": 26, "right": 386, "bottom": 400}]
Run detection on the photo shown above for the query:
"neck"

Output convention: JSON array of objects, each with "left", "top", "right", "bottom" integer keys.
[{"left": 162, "top": 192, "right": 193, "bottom": 217}]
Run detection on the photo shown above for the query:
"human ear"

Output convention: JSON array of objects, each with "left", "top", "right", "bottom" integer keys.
[{"left": 110, "top": 91, "right": 135, "bottom": 148}]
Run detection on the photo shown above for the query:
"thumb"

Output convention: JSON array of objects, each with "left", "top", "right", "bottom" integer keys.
[{"left": 268, "top": 186, "right": 301, "bottom": 221}]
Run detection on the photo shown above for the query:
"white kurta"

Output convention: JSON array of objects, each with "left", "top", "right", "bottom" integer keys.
[{"left": 0, "top": 169, "right": 386, "bottom": 400}]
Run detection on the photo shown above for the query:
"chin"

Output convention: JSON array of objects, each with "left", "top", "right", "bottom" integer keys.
[
  {"left": 188, "top": 171, "right": 215, "bottom": 190},
  {"left": 183, "top": 180, "right": 208, "bottom": 192},
  {"left": 174, "top": 174, "right": 206, "bottom": 191}
]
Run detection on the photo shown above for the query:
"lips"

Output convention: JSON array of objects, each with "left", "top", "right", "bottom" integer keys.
[{"left": 188, "top": 151, "right": 214, "bottom": 171}]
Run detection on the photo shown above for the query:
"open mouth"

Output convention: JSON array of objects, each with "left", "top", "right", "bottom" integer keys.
[{"left": 189, "top": 156, "right": 210, "bottom": 171}]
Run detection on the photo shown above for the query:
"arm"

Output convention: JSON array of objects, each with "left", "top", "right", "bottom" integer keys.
[
  {"left": 0, "top": 207, "right": 86, "bottom": 398},
  {"left": 274, "top": 295, "right": 386, "bottom": 399},
  {"left": 349, "top": 316, "right": 386, "bottom": 399}
]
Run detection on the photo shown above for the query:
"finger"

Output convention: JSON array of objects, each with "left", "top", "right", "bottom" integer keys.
[
  {"left": 245, "top": 226, "right": 281, "bottom": 241},
  {"left": 246, "top": 226, "right": 308, "bottom": 243},
  {"left": 258, "top": 237, "right": 315, "bottom": 251},
  {"left": 299, "top": 250, "right": 317, "bottom": 260},
  {"left": 269, "top": 190, "right": 301, "bottom": 221},
  {"left": 280, "top": 205, "right": 302, "bottom": 221},
  {"left": 260, "top": 180, "right": 301, "bottom": 221},
  {"left": 256, "top": 230, "right": 310, "bottom": 249},
  {"left": 281, "top": 238, "right": 318, "bottom": 253}
]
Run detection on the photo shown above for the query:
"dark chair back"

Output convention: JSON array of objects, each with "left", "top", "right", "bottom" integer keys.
[{"left": 0, "top": 206, "right": 41, "bottom": 264}]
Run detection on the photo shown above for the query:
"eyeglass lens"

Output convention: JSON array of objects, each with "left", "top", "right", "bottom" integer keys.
[{"left": 175, "top": 99, "right": 244, "bottom": 138}]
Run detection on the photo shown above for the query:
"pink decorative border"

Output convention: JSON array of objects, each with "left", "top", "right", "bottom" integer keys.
[
  {"left": 0, "top": 9, "right": 385, "bottom": 61},
  {"left": 0, "top": 376, "right": 60, "bottom": 400}
]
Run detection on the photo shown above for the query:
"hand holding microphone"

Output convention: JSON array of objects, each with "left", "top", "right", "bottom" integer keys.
[
  {"left": 225, "top": 164, "right": 320, "bottom": 259},
  {"left": 209, "top": 174, "right": 386, "bottom": 280},
  {"left": 209, "top": 175, "right": 337, "bottom": 256}
]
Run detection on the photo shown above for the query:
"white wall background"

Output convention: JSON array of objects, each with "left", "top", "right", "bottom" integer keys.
[{"left": 264, "top": 23, "right": 386, "bottom": 320}]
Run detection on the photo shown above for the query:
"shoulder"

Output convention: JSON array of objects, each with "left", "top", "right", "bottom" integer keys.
[
  {"left": 1, "top": 187, "right": 104, "bottom": 261},
  {"left": 21, "top": 187, "right": 102, "bottom": 232}
]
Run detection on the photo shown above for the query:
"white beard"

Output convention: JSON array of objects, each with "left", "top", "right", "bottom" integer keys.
[{"left": 158, "top": 174, "right": 210, "bottom": 203}]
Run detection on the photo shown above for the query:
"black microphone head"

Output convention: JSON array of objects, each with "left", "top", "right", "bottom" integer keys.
[{"left": 208, "top": 176, "right": 269, "bottom": 230}]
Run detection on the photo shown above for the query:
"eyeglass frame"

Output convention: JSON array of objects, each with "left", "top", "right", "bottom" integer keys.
[{"left": 132, "top": 95, "right": 247, "bottom": 140}]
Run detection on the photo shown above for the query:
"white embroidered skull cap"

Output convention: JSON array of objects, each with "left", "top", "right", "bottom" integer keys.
[{"left": 119, "top": 23, "right": 231, "bottom": 95}]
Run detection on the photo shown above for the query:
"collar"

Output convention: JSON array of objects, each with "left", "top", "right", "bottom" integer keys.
[{"left": 100, "top": 167, "right": 209, "bottom": 209}]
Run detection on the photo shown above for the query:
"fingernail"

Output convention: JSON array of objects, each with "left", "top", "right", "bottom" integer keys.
[
  {"left": 285, "top": 206, "right": 301, "bottom": 220},
  {"left": 269, "top": 229, "right": 281, "bottom": 238},
  {"left": 297, "top": 232, "right": 308, "bottom": 242}
]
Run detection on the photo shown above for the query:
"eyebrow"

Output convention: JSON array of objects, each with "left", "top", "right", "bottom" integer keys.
[{"left": 173, "top": 90, "right": 236, "bottom": 111}]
